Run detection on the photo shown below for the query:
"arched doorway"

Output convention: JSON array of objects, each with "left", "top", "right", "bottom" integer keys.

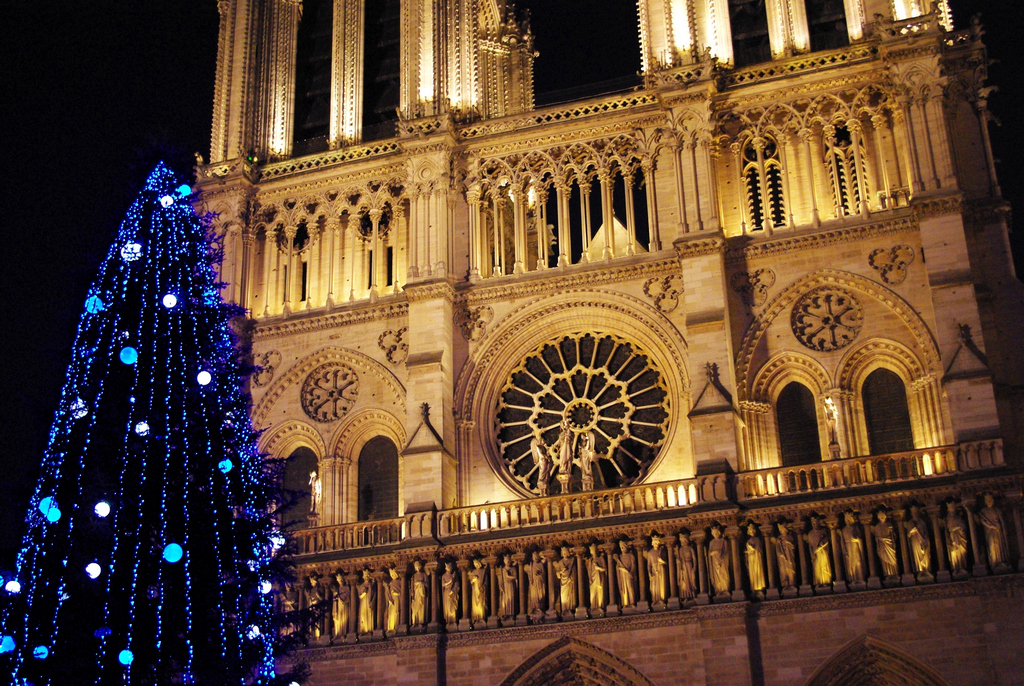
[
  {"left": 357, "top": 436, "right": 399, "bottom": 521},
  {"left": 777, "top": 381, "right": 821, "bottom": 466},
  {"left": 498, "top": 637, "right": 655, "bottom": 686}
]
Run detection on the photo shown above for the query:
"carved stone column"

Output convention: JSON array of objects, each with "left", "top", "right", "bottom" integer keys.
[
  {"left": 634, "top": 538, "right": 650, "bottom": 612},
  {"left": 896, "top": 511, "right": 917, "bottom": 586},
  {"left": 373, "top": 570, "right": 386, "bottom": 639},
  {"left": 666, "top": 536, "right": 680, "bottom": 610},
  {"left": 457, "top": 559, "right": 472, "bottom": 631},
  {"left": 797, "top": 524, "right": 813, "bottom": 597},
  {"left": 345, "top": 572, "right": 359, "bottom": 643},
  {"left": 694, "top": 531, "right": 710, "bottom": 605},
  {"left": 861, "top": 512, "right": 881, "bottom": 590},
  {"left": 601, "top": 542, "right": 620, "bottom": 616},
  {"left": 486, "top": 554, "right": 499, "bottom": 629},
  {"left": 426, "top": 561, "right": 440, "bottom": 633},
  {"left": 927, "top": 505, "right": 950, "bottom": 583},
  {"left": 826, "top": 516, "right": 847, "bottom": 594},
  {"left": 761, "top": 523, "right": 779, "bottom": 601},
  {"left": 544, "top": 549, "right": 559, "bottom": 622},
  {"left": 574, "top": 546, "right": 588, "bottom": 619},
  {"left": 513, "top": 552, "right": 529, "bottom": 626},
  {"left": 727, "top": 527, "right": 746, "bottom": 601},
  {"left": 964, "top": 506, "right": 988, "bottom": 577},
  {"left": 395, "top": 564, "right": 409, "bottom": 636}
]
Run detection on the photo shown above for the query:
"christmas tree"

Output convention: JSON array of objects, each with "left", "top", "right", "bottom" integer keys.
[{"left": 0, "top": 163, "right": 298, "bottom": 685}]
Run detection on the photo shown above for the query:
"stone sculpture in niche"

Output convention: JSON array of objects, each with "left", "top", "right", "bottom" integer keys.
[
  {"left": 357, "top": 569, "right": 375, "bottom": 635},
  {"left": 385, "top": 567, "right": 401, "bottom": 634},
  {"left": 841, "top": 511, "right": 867, "bottom": 585},
  {"left": 744, "top": 523, "right": 766, "bottom": 596},
  {"left": 410, "top": 561, "right": 428, "bottom": 628},
  {"left": 441, "top": 562, "right": 459, "bottom": 627},
  {"left": 527, "top": 551, "right": 547, "bottom": 618},
  {"left": 469, "top": 558, "right": 489, "bottom": 624},
  {"left": 676, "top": 532, "right": 697, "bottom": 600},
  {"left": 807, "top": 516, "right": 833, "bottom": 587},
  {"left": 305, "top": 575, "right": 326, "bottom": 639},
  {"left": 773, "top": 521, "right": 798, "bottom": 592},
  {"left": 554, "top": 546, "right": 578, "bottom": 616},
  {"left": 708, "top": 525, "right": 731, "bottom": 596},
  {"left": 331, "top": 573, "right": 349, "bottom": 640},
  {"left": 614, "top": 540, "right": 637, "bottom": 610},
  {"left": 979, "top": 494, "right": 1010, "bottom": 571},
  {"left": 499, "top": 554, "right": 518, "bottom": 621},
  {"left": 300, "top": 362, "right": 359, "bottom": 422},
  {"left": 906, "top": 505, "right": 933, "bottom": 579},
  {"left": 945, "top": 507, "right": 969, "bottom": 576},
  {"left": 586, "top": 543, "right": 606, "bottom": 615},
  {"left": 874, "top": 510, "right": 900, "bottom": 580},
  {"left": 791, "top": 287, "right": 863, "bottom": 352},
  {"left": 645, "top": 535, "right": 668, "bottom": 607}
]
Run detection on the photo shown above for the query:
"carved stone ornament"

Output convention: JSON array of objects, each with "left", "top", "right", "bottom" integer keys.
[
  {"left": 252, "top": 349, "right": 283, "bottom": 388},
  {"left": 497, "top": 332, "right": 670, "bottom": 495},
  {"left": 642, "top": 274, "right": 683, "bottom": 313},
  {"left": 731, "top": 268, "right": 776, "bottom": 307},
  {"left": 791, "top": 287, "right": 863, "bottom": 352},
  {"left": 377, "top": 327, "right": 409, "bottom": 365},
  {"left": 300, "top": 362, "right": 359, "bottom": 422},
  {"left": 868, "top": 245, "right": 915, "bottom": 285},
  {"left": 455, "top": 305, "right": 494, "bottom": 341}
]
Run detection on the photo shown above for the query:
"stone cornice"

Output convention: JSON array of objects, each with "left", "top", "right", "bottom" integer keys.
[
  {"left": 253, "top": 302, "right": 408, "bottom": 342},
  {"left": 404, "top": 280, "right": 456, "bottom": 303},
  {"left": 674, "top": 235, "right": 725, "bottom": 260},
  {"left": 725, "top": 216, "right": 917, "bottom": 264}
]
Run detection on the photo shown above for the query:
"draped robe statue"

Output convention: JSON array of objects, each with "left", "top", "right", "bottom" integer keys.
[
  {"left": 409, "top": 561, "right": 427, "bottom": 628},
  {"left": 357, "top": 570, "right": 376, "bottom": 634},
  {"left": 708, "top": 527, "right": 731, "bottom": 595},
  {"left": 807, "top": 517, "right": 833, "bottom": 586},
  {"left": 579, "top": 431, "right": 596, "bottom": 490},
  {"left": 385, "top": 567, "right": 401, "bottom": 633},
  {"left": 744, "top": 524, "right": 766, "bottom": 592},
  {"left": 946, "top": 509, "right": 969, "bottom": 573},
  {"left": 906, "top": 506, "right": 932, "bottom": 576},
  {"left": 499, "top": 554, "right": 518, "bottom": 620},
  {"left": 979, "top": 495, "right": 1009, "bottom": 568},
  {"left": 531, "top": 436, "right": 552, "bottom": 496},
  {"left": 554, "top": 546, "right": 577, "bottom": 613},
  {"left": 586, "top": 543, "right": 606, "bottom": 611},
  {"left": 441, "top": 562, "right": 459, "bottom": 626},
  {"left": 676, "top": 533, "right": 697, "bottom": 599},
  {"left": 645, "top": 536, "right": 668, "bottom": 605},
  {"left": 614, "top": 540, "right": 637, "bottom": 608},
  {"left": 331, "top": 573, "right": 349, "bottom": 639},
  {"left": 874, "top": 511, "right": 899, "bottom": 578},
  {"left": 774, "top": 523, "right": 798, "bottom": 589},
  {"left": 305, "top": 575, "right": 326, "bottom": 638},
  {"left": 527, "top": 552, "right": 547, "bottom": 615},
  {"left": 469, "top": 558, "right": 489, "bottom": 623},
  {"left": 841, "top": 512, "right": 866, "bottom": 583}
]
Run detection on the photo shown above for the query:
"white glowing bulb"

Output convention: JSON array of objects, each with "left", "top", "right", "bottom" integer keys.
[
  {"left": 94, "top": 501, "right": 111, "bottom": 518},
  {"left": 159, "top": 195, "right": 174, "bottom": 207},
  {"left": 4, "top": 580, "right": 21, "bottom": 594},
  {"left": 134, "top": 422, "right": 150, "bottom": 437},
  {"left": 85, "top": 563, "right": 102, "bottom": 579},
  {"left": 196, "top": 371, "right": 212, "bottom": 386},
  {"left": 162, "top": 294, "right": 178, "bottom": 309},
  {"left": 259, "top": 580, "right": 273, "bottom": 595}
]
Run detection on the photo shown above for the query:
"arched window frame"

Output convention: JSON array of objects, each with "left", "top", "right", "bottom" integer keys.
[
  {"left": 332, "top": 410, "right": 407, "bottom": 523},
  {"left": 823, "top": 121, "right": 869, "bottom": 218},
  {"left": 741, "top": 135, "right": 787, "bottom": 233}
]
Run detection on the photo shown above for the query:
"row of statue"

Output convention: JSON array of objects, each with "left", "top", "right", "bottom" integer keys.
[
  {"left": 283, "top": 495, "right": 1016, "bottom": 641},
  {"left": 531, "top": 418, "right": 599, "bottom": 495}
]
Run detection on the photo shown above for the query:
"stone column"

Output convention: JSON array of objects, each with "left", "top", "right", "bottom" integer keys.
[
  {"left": 896, "top": 511, "right": 917, "bottom": 586},
  {"left": 373, "top": 570, "right": 386, "bottom": 639},
  {"left": 634, "top": 538, "right": 650, "bottom": 612},
  {"left": 544, "top": 549, "right": 560, "bottom": 622},
  {"left": 601, "top": 542, "right": 620, "bottom": 617},
  {"left": 761, "top": 523, "right": 779, "bottom": 601},
  {"left": 555, "top": 181, "right": 571, "bottom": 267},
  {"left": 574, "top": 547, "right": 588, "bottom": 619},
  {"left": 642, "top": 160, "right": 662, "bottom": 250},
  {"left": 965, "top": 506, "right": 988, "bottom": 577},
  {"left": 513, "top": 552, "right": 529, "bottom": 626},
  {"left": 486, "top": 554, "right": 499, "bottom": 629},
  {"left": 827, "top": 516, "right": 847, "bottom": 593},
  {"left": 727, "top": 527, "right": 746, "bottom": 601},
  {"left": 694, "top": 531, "right": 710, "bottom": 605},
  {"left": 666, "top": 536, "right": 680, "bottom": 610},
  {"left": 467, "top": 188, "right": 482, "bottom": 281},
  {"left": 797, "top": 525, "right": 813, "bottom": 597},
  {"left": 457, "top": 559, "right": 471, "bottom": 631},
  {"left": 861, "top": 512, "right": 880, "bottom": 590},
  {"left": 927, "top": 505, "right": 950, "bottom": 583},
  {"left": 426, "top": 561, "right": 440, "bottom": 633},
  {"left": 345, "top": 572, "right": 359, "bottom": 643},
  {"left": 1011, "top": 499, "right": 1024, "bottom": 572},
  {"left": 396, "top": 564, "right": 409, "bottom": 636}
]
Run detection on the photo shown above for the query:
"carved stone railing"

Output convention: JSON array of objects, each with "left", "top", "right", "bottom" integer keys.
[
  {"left": 437, "top": 474, "right": 728, "bottom": 538},
  {"left": 738, "top": 440, "right": 1004, "bottom": 501},
  {"left": 293, "top": 516, "right": 405, "bottom": 555}
]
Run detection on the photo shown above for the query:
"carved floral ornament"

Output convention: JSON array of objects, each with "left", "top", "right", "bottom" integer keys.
[
  {"left": 496, "top": 332, "right": 670, "bottom": 496},
  {"left": 455, "top": 305, "right": 494, "bottom": 341},
  {"left": 252, "top": 349, "right": 283, "bottom": 387},
  {"left": 642, "top": 274, "right": 683, "bottom": 313},
  {"left": 868, "top": 245, "right": 915, "bottom": 285},
  {"left": 791, "top": 287, "right": 864, "bottom": 352},
  {"left": 301, "top": 362, "right": 360, "bottom": 423},
  {"left": 731, "top": 268, "right": 776, "bottom": 307},
  {"left": 377, "top": 327, "right": 408, "bottom": 365}
]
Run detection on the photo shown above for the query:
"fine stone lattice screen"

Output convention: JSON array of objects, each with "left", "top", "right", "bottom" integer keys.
[{"left": 496, "top": 332, "right": 670, "bottom": 495}]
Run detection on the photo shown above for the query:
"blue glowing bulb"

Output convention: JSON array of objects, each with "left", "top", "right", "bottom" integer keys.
[
  {"left": 119, "top": 347, "right": 138, "bottom": 365},
  {"left": 196, "top": 370, "right": 212, "bottom": 386},
  {"left": 162, "top": 293, "right": 178, "bottom": 309},
  {"left": 94, "top": 501, "right": 111, "bottom": 517},
  {"left": 38, "top": 496, "right": 56, "bottom": 516},
  {"left": 85, "top": 295, "right": 105, "bottom": 313},
  {"left": 94, "top": 627, "right": 112, "bottom": 638},
  {"left": 120, "top": 243, "right": 142, "bottom": 262},
  {"left": 175, "top": 184, "right": 192, "bottom": 197},
  {"left": 45, "top": 507, "right": 62, "bottom": 523},
  {"left": 118, "top": 649, "right": 134, "bottom": 665},
  {"left": 162, "top": 543, "right": 183, "bottom": 563},
  {"left": 246, "top": 625, "right": 261, "bottom": 640},
  {"left": 134, "top": 421, "right": 150, "bottom": 436},
  {"left": 4, "top": 580, "right": 21, "bottom": 594},
  {"left": 71, "top": 398, "right": 88, "bottom": 419},
  {"left": 0, "top": 635, "right": 14, "bottom": 654},
  {"left": 159, "top": 195, "right": 174, "bottom": 207},
  {"left": 85, "top": 563, "right": 102, "bottom": 579},
  {"left": 218, "top": 458, "right": 233, "bottom": 474},
  {"left": 33, "top": 645, "right": 49, "bottom": 660},
  {"left": 259, "top": 580, "right": 273, "bottom": 595}
]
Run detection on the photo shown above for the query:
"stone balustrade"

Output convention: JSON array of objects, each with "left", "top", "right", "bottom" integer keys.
[
  {"left": 738, "top": 440, "right": 1003, "bottom": 501},
  {"left": 293, "top": 516, "right": 404, "bottom": 555}
]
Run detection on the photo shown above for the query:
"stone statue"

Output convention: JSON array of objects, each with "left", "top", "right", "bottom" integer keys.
[
  {"left": 586, "top": 543, "right": 606, "bottom": 612},
  {"left": 906, "top": 505, "right": 932, "bottom": 576},
  {"left": 945, "top": 508, "right": 969, "bottom": 574},
  {"left": 308, "top": 470, "right": 322, "bottom": 515},
  {"left": 554, "top": 546, "right": 578, "bottom": 614},
  {"left": 874, "top": 510, "right": 899, "bottom": 578},
  {"left": 331, "top": 573, "right": 349, "bottom": 639},
  {"left": 807, "top": 517, "right": 833, "bottom": 587},
  {"left": 527, "top": 551, "right": 546, "bottom": 616},
  {"left": 499, "top": 554, "right": 518, "bottom": 620},
  {"left": 531, "top": 436, "right": 551, "bottom": 496},
  {"left": 676, "top": 532, "right": 697, "bottom": 600},
  {"left": 356, "top": 569, "right": 375, "bottom": 635},
  {"left": 281, "top": 583, "right": 299, "bottom": 635},
  {"left": 556, "top": 417, "right": 574, "bottom": 476},
  {"left": 841, "top": 512, "right": 866, "bottom": 584},
  {"left": 579, "top": 431, "right": 596, "bottom": 491},
  {"left": 744, "top": 524, "right": 766, "bottom": 593},
  {"left": 614, "top": 540, "right": 637, "bottom": 608},
  {"left": 773, "top": 522, "right": 798, "bottom": 590},
  {"left": 385, "top": 567, "right": 401, "bottom": 633},
  {"left": 645, "top": 535, "right": 668, "bottom": 606},
  {"left": 708, "top": 526, "right": 731, "bottom": 595},
  {"left": 469, "top": 558, "right": 489, "bottom": 623},
  {"left": 410, "top": 561, "right": 428, "bottom": 628},
  {"left": 979, "top": 494, "right": 1009, "bottom": 569},
  {"left": 441, "top": 562, "right": 459, "bottom": 626},
  {"left": 305, "top": 575, "right": 326, "bottom": 638}
]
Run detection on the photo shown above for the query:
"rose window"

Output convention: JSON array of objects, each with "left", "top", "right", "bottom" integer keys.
[
  {"left": 791, "top": 287, "right": 863, "bottom": 352},
  {"left": 301, "top": 363, "right": 359, "bottom": 422},
  {"left": 496, "top": 333, "right": 670, "bottom": 495}
]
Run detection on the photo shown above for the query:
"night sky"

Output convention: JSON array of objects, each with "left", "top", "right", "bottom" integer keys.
[{"left": 1, "top": 0, "right": 1020, "bottom": 563}]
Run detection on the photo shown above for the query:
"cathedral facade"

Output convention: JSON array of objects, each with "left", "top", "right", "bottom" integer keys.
[{"left": 196, "top": 0, "right": 1024, "bottom": 683}]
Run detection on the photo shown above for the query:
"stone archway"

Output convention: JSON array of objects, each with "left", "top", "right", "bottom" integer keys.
[
  {"left": 499, "top": 637, "right": 655, "bottom": 686},
  {"left": 804, "top": 635, "right": 951, "bottom": 686}
]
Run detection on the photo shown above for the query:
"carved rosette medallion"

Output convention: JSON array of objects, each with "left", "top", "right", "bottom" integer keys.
[
  {"left": 377, "top": 327, "right": 409, "bottom": 365},
  {"left": 455, "top": 305, "right": 494, "bottom": 341},
  {"left": 791, "top": 287, "right": 863, "bottom": 352},
  {"left": 253, "top": 349, "right": 283, "bottom": 387},
  {"left": 496, "top": 333, "right": 670, "bottom": 495},
  {"left": 300, "top": 363, "right": 359, "bottom": 422},
  {"left": 642, "top": 274, "right": 683, "bottom": 313},
  {"left": 731, "top": 268, "right": 776, "bottom": 307},
  {"left": 868, "top": 245, "right": 915, "bottom": 285}
]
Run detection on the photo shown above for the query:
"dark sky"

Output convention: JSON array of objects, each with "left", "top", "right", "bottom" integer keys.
[{"left": 0, "top": 0, "right": 1020, "bottom": 562}]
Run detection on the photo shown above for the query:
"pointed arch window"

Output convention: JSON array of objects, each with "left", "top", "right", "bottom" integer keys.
[
  {"left": 728, "top": 0, "right": 772, "bottom": 67},
  {"left": 805, "top": 0, "right": 850, "bottom": 52},
  {"left": 776, "top": 382, "right": 821, "bottom": 467},
  {"left": 862, "top": 369, "right": 914, "bottom": 455},
  {"left": 357, "top": 436, "right": 399, "bottom": 521},
  {"left": 281, "top": 447, "right": 319, "bottom": 531},
  {"left": 743, "top": 136, "right": 786, "bottom": 232},
  {"left": 825, "top": 124, "right": 867, "bottom": 217}
]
